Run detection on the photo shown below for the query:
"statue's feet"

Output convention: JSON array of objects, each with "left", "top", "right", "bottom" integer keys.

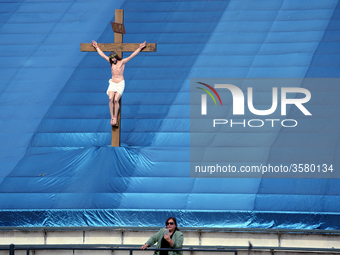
[{"left": 111, "top": 116, "right": 118, "bottom": 127}]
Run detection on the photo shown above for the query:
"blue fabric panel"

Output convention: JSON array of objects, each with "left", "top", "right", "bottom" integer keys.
[
  {"left": 0, "top": 0, "right": 340, "bottom": 229},
  {"left": 1, "top": 209, "right": 340, "bottom": 229},
  {"left": 0, "top": 0, "right": 126, "bottom": 188},
  {"left": 256, "top": 0, "right": 340, "bottom": 219}
]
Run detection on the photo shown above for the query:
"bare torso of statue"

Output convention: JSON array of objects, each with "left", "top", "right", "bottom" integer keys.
[{"left": 111, "top": 60, "right": 125, "bottom": 83}]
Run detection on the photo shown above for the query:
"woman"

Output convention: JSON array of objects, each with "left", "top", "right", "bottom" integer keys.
[{"left": 141, "top": 217, "right": 184, "bottom": 255}]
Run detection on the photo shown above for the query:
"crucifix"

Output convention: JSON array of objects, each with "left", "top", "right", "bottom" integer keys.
[{"left": 80, "top": 9, "right": 157, "bottom": 147}]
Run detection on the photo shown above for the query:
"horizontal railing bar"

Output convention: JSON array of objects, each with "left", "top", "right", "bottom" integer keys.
[
  {"left": 1, "top": 244, "right": 340, "bottom": 253},
  {"left": 1, "top": 246, "right": 236, "bottom": 251},
  {"left": 0, "top": 245, "right": 238, "bottom": 254},
  {"left": 0, "top": 226, "right": 339, "bottom": 235}
]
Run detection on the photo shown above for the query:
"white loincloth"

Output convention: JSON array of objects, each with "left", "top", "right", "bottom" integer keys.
[{"left": 106, "top": 79, "right": 125, "bottom": 96}]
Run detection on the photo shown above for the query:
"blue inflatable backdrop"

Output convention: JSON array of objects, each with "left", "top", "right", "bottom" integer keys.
[{"left": 0, "top": 0, "right": 340, "bottom": 229}]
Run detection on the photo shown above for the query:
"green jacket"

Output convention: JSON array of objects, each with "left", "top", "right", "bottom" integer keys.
[{"left": 146, "top": 227, "right": 184, "bottom": 255}]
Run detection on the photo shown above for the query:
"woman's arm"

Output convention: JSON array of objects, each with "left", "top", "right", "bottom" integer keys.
[
  {"left": 141, "top": 229, "right": 164, "bottom": 250},
  {"left": 170, "top": 231, "right": 184, "bottom": 249},
  {"left": 123, "top": 41, "right": 146, "bottom": 64},
  {"left": 163, "top": 231, "right": 183, "bottom": 248},
  {"left": 145, "top": 228, "right": 162, "bottom": 246},
  {"left": 140, "top": 243, "right": 149, "bottom": 250},
  {"left": 92, "top": 40, "right": 110, "bottom": 63}
]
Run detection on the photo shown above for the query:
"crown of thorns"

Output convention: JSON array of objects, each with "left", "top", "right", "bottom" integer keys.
[{"left": 109, "top": 53, "right": 118, "bottom": 58}]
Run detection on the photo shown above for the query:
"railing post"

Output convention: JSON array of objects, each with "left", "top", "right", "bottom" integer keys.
[
  {"left": 9, "top": 244, "right": 14, "bottom": 255},
  {"left": 129, "top": 248, "right": 133, "bottom": 255}
]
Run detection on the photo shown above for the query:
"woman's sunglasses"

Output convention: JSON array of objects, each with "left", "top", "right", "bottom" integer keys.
[{"left": 166, "top": 222, "right": 174, "bottom": 225}]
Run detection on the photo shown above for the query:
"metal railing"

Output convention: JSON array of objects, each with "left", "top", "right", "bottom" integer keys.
[
  {"left": 2, "top": 244, "right": 340, "bottom": 255},
  {"left": 5, "top": 244, "right": 238, "bottom": 255}
]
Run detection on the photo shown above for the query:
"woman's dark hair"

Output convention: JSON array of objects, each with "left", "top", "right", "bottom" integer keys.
[{"left": 165, "top": 217, "right": 180, "bottom": 231}]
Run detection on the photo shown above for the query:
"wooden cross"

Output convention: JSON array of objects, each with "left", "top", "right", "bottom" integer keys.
[{"left": 80, "top": 9, "right": 156, "bottom": 147}]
